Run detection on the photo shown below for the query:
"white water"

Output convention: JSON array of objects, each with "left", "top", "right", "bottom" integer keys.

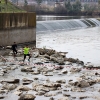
[{"left": 36, "top": 27, "right": 100, "bottom": 66}]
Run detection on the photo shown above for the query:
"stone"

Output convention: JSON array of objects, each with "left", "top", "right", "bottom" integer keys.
[
  {"left": 37, "top": 91, "right": 45, "bottom": 95},
  {"left": 44, "top": 73, "right": 53, "bottom": 76},
  {"left": 18, "top": 94, "right": 36, "bottom": 100},
  {"left": 21, "top": 68, "right": 34, "bottom": 72},
  {"left": 75, "top": 80, "right": 90, "bottom": 88},
  {"left": 0, "top": 96, "right": 5, "bottom": 99},
  {"left": 61, "top": 70, "right": 68, "bottom": 74},
  {"left": 44, "top": 93, "right": 53, "bottom": 97},
  {"left": 56, "top": 79, "right": 66, "bottom": 84},
  {"left": 14, "top": 90, "right": 23, "bottom": 96},
  {"left": 58, "top": 97, "right": 69, "bottom": 100},
  {"left": 70, "top": 68, "right": 81, "bottom": 73},
  {"left": 0, "top": 90, "right": 8, "bottom": 94},
  {"left": 31, "top": 51, "right": 39, "bottom": 58},
  {"left": 49, "top": 97, "right": 54, "bottom": 100},
  {"left": 31, "top": 71, "right": 40, "bottom": 75},
  {"left": 63, "top": 93, "right": 70, "bottom": 97},
  {"left": 17, "top": 85, "right": 31, "bottom": 91},
  {"left": 2, "top": 79, "right": 20, "bottom": 84},
  {"left": 22, "top": 78, "right": 33, "bottom": 85}
]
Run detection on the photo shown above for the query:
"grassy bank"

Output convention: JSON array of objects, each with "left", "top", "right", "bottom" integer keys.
[{"left": 0, "top": 0, "right": 26, "bottom": 12}]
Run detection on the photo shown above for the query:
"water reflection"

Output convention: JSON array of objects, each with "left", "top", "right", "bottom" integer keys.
[{"left": 36, "top": 15, "right": 96, "bottom": 21}]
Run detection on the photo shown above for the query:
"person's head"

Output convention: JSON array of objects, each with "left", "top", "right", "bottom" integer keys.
[
  {"left": 26, "top": 45, "right": 28, "bottom": 48},
  {"left": 14, "top": 42, "right": 16, "bottom": 44}
]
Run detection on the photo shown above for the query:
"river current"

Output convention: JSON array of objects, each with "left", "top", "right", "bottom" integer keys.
[{"left": 36, "top": 26, "right": 100, "bottom": 66}]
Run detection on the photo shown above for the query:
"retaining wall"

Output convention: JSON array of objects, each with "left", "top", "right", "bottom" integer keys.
[{"left": 0, "top": 12, "right": 36, "bottom": 46}]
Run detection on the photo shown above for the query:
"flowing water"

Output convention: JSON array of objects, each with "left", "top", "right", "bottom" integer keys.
[
  {"left": 1, "top": 16, "right": 100, "bottom": 100},
  {"left": 36, "top": 16, "right": 100, "bottom": 66}
]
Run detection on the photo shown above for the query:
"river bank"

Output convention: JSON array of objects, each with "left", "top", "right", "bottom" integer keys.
[{"left": 0, "top": 47, "right": 100, "bottom": 100}]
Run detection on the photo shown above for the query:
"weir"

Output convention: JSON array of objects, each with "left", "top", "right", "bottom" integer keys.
[
  {"left": 0, "top": 13, "right": 36, "bottom": 46},
  {"left": 37, "top": 18, "right": 100, "bottom": 33}
]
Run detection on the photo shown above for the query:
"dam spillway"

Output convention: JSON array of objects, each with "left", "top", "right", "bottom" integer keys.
[{"left": 36, "top": 18, "right": 100, "bottom": 33}]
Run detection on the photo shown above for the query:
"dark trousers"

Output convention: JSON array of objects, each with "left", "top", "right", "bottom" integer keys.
[
  {"left": 24, "top": 54, "right": 31, "bottom": 61},
  {"left": 13, "top": 49, "right": 17, "bottom": 57}
]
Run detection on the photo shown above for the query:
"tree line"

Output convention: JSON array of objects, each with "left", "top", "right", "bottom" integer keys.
[{"left": 11, "top": 0, "right": 100, "bottom": 16}]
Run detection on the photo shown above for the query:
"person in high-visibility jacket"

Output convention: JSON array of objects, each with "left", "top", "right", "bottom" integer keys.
[{"left": 23, "top": 45, "right": 31, "bottom": 62}]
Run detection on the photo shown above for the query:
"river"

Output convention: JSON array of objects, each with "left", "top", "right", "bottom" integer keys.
[{"left": 36, "top": 15, "right": 100, "bottom": 66}]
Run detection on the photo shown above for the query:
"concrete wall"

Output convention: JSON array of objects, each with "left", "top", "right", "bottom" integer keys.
[
  {"left": 0, "top": 12, "right": 36, "bottom": 46},
  {"left": 0, "top": 28, "right": 36, "bottom": 46}
]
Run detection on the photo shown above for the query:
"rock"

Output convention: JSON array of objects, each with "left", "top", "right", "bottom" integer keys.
[
  {"left": 70, "top": 68, "right": 81, "bottom": 73},
  {"left": 63, "top": 93, "right": 70, "bottom": 97},
  {"left": 49, "top": 87, "right": 57, "bottom": 91},
  {"left": 56, "top": 79, "right": 66, "bottom": 84},
  {"left": 34, "top": 62, "right": 43, "bottom": 65},
  {"left": 23, "top": 81, "right": 33, "bottom": 85},
  {"left": 17, "top": 85, "right": 31, "bottom": 91},
  {"left": 38, "top": 48, "right": 55, "bottom": 56},
  {"left": 44, "top": 93, "right": 53, "bottom": 97},
  {"left": 22, "top": 78, "right": 33, "bottom": 82},
  {"left": 74, "top": 80, "right": 90, "bottom": 88},
  {"left": 14, "top": 90, "right": 23, "bottom": 96},
  {"left": 18, "top": 94, "right": 36, "bottom": 100},
  {"left": 61, "top": 69, "right": 68, "bottom": 74},
  {"left": 65, "top": 58, "right": 77, "bottom": 63},
  {"left": 32, "top": 82, "right": 40, "bottom": 90},
  {"left": 88, "top": 80, "right": 96, "bottom": 86},
  {"left": 77, "top": 61, "right": 84, "bottom": 65},
  {"left": 31, "top": 50, "right": 39, "bottom": 58},
  {"left": 84, "top": 62, "right": 94, "bottom": 68},
  {"left": 2, "top": 79, "right": 20, "bottom": 84},
  {"left": 41, "top": 87, "right": 50, "bottom": 92},
  {"left": 22, "top": 78, "right": 33, "bottom": 85},
  {"left": 0, "top": 90, "right": 8, "bottom": 94},
  {"left": 35, "top": 85, "right": 45, "bottom": 91},
  {"left": 58, "top": 97, "right": 69, "bottom": 100},
  {"left": 9, "top": 84, "right": 18, "bottom": 90},
  {"left": 44, "top": 73, "right": 53, "bottom": 76},
  {"left": 53, "top": 83, "right": 61, "bottom": 87},
  {"left": 49, "top": 97, "right": 54, "bottom": 100},
  {"left": 21, "top": 68, "right": 34, "bottom": 72},
  {"left": 56, "top": 57, "right": 65, "bottom": 65},
  {"left": 0, "top": 96, "right": 5, "bottom": 99},
  {"left": 57, "top": 87, "right": 62, "bottom": 90},
  {"left": 11, "top": 66, "right": 18, "bottom": 70},
  {"left": 65, "top": 58, "right": 84, "bottom": 65},
  {"left": 58, "top": 52, "right": 68, "bottom": 58},
  {"left": 54, "top": 65, "right": 64, "bottom": 70},
  {"left": 31, "top": 71, "right": 40, "bottom": 75},
  {"left": 37, "top": 91, "right": 45, "bottom": 95},
  {"left": 50, "top": 56, "right": 65, "bottom": 65},
  {"left": 79, "top": 96, "right": 88, "bottom": 99},
  {"left": 50, "top": 56, "right": 57, "bottom": 62},
  {"left": 33, "top": 77, "right": 39, "bottom": 80},
  {"left": 19, "top": 63, "right": 25, "bottom": 66},
  {"left": 6, "top": 46, "right": 12, "bottom": 49},
  {"left": 44, "top": 54, "right": 50, "bottom": 59},
  {"left": 43, "top": 83, "right": 53, "bottom": 87}
]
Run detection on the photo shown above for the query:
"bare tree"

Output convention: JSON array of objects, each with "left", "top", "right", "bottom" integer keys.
[
  {"left": 35, "top": 0, "right": 42, "bottom": 5},
  {"left": 35, "top": 0, "right": 43, "bottom": 13},
  {"left": 98, "top": 0, "right": 100, "bottom": 12}
]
